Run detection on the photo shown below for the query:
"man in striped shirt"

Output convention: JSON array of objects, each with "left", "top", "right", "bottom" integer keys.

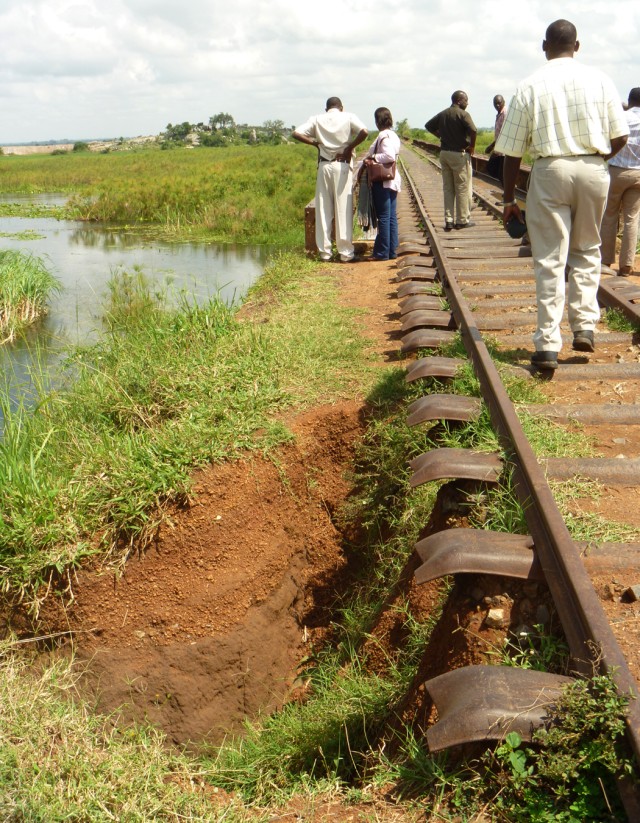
[
  {"left": 496, "top": 19, "right": 628, "bottom": 370},
  {"left": 601, "top": 88, "right": 640, "bottom": 277}
]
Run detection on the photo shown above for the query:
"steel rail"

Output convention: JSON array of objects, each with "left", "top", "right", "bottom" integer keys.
[{"left": 399, "top": 155, "right": 640, "bottom": 768}]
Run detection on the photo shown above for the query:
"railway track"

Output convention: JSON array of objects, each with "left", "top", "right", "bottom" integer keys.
[{"left": 392, "top": 143, "right": 640, "bottom": 813}]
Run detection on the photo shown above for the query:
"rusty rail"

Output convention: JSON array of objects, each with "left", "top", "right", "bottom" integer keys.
[{"left": 397, "top": 148, "right": 640, "bottom": 813}]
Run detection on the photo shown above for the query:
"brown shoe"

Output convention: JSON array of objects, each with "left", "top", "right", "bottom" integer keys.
[{"left": 619, "top": 266, "right": 633, "bottom": 277}]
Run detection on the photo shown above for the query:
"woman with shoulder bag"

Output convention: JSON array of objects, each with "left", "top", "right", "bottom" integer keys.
[{"left": 363, "top": 107, "right": 401, "bottom": 260}]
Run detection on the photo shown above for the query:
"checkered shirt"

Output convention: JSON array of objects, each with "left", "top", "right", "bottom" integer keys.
[{"left": 495, "top": 57, "right": 629, "bottom": 160}]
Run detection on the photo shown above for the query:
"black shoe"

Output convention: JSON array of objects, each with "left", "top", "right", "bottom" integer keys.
[
  {"left": 444, "top": 222, "right": 454, "bottom": 232},
  {"left": 531, "top": 350, "right": 558, "bottom": 370},
  {"left": 572, "top": 330, "right": 595, "bottom": 352},
  {"left": 455, "top": 221, "right": 476, "bottom": 229}
]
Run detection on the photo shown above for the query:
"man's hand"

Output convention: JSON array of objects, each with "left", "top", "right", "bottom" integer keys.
[{"left": 502, "top": 202, "right": 524, "bottom": 227}]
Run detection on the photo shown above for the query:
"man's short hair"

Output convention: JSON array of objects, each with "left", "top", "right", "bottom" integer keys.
[
  {"left": 545, "top": 19, "right": 577, "bottom": 48},
  {"left": 451, "top": 90, "right": 467, "bottom": 105},
  {"left": 326, "top": 97, "right": 342, "bottom": 110},
  {"left": 628, "top": 88, "right": 640, "bottom": 107}
]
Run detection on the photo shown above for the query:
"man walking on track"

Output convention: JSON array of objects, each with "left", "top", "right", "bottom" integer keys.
[
  {"left": 496, "top": 19, "right": 628, "bottom": 371},
  {"left": 425, "top": 91, "right": 477, "bottom": 231},
  {"left": 601, "top": 87, "right": 640, "bottom": 278},
  {"left": 293, "top": 97, "right": 368, "bottom": 262}
]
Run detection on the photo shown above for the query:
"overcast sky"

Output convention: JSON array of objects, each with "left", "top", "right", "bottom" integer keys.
[{"left": 1, "top": 0, "right": 638, "bottom": 144}]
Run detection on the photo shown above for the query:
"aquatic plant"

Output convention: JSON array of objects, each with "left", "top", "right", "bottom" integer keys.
[{"left": 0, "top": 250, "right": 61, "bottom": 343}]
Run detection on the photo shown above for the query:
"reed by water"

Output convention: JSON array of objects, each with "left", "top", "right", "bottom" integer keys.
[{"left": 0, "top": 250, "right": 60, "bottom": 343}]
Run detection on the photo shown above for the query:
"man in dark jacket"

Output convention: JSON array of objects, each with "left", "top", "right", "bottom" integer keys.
[{"left": 426, "top": 91, "right": 477, "bottom": 231}]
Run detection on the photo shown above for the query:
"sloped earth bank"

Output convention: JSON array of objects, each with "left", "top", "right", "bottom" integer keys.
[
  {"left": 39, "top": 401, "right": 365, "bottom": 746},
  {"left": 31, "top": 253, "right": 640, "bottom": 763}
]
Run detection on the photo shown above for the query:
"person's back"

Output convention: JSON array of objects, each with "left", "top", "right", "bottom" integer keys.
[
  {"left": 499, "top": 57, "right": 625, "bottom": 160},
  {"left": 311, "top": 108, "right": 360, "bottom": 161}
]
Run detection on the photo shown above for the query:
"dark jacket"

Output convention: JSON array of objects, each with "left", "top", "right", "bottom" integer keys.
[{"left": 425, "top": 105, "right": 477, "bottom": 152}]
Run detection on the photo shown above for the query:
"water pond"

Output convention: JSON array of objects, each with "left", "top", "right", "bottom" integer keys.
[{"left": 0, "top": 195, "right": 270, "bottom": 412}]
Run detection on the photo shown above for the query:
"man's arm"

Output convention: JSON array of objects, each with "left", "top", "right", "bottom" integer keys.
[
  {"left": 337, "top": 128, "right": 368, "bottom": 162},
  {"left": 605, "top": 134, "right": 629, "bottom": 161},
  {"left": 501, "top": 155, "right": 524, "bottom": 226},
  {"left": 425, "top": 115, "right": 439, "bottom": 138},
  {"left": 292, "top": 131, "right": 318, "bottom": 148}
]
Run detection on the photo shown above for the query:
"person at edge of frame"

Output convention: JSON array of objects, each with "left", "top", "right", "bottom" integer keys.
[
  {"left": 495, "top": 18, "right": 628, "bottom": 372},
  {"left": 600, "top": 86, "right": 640, "bottom": 278}
]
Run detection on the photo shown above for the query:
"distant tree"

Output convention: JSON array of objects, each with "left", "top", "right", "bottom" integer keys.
[
  {"left": 395, "top": 118, "right": 411, "bottom": 139},
  {"left": 73, "top": 141, "right": 90, "bottom": 152},
  {"left": 209, "top": 112, "right": 236, "bottom": 131},
  {"left": 262, "top": 119, "right": 285, "bottom": 144},
  {"left": 163, "top": 122, "right": 192, "bottom": 142}
]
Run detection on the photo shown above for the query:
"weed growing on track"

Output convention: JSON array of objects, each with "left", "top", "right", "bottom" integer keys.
[{"left": 603, "top": 306, "right": 640, "bottom": 334}]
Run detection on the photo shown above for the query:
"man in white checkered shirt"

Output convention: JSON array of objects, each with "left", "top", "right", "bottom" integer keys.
[{"left": 495, "top": 19, "right": 629, "bottom": 371}]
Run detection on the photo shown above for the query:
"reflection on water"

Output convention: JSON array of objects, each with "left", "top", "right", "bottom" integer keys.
[{"left": 0, "top": 203, "right": 269, "bottom": 422}]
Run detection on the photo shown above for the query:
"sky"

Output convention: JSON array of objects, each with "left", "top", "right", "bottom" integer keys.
[{"left": 1, "top": 0, "right": 639, "bottom": 144}]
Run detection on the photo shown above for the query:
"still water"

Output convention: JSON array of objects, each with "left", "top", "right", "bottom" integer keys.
[{"left": 0, "top": 195, "right": 269, "bottom": 412}]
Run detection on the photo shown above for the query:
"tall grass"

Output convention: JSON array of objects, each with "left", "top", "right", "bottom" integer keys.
[
  {"left": 0, "top": 253, "right": 373, "bottom": 608},
  {"left": 0, "top": 250, "right": 61, "bottom": 343},
  {"left": 0, "top": 146, "right": 317, "bottom": 245}
]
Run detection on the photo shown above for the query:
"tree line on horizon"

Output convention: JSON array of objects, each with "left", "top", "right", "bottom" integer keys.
[{"left": 161, "top": 113, "right": 424, "bottom": 149}]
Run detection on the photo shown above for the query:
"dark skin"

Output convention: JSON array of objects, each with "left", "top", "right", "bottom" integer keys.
[
  {"left": 501, "top": 37, "right": 628, "bottom": 228},
  {"left": 485, "top": 95, "right": 505, "bottom": 154},
  {"left": 292, "top": 104, "right": 368, "bottom": 162}
]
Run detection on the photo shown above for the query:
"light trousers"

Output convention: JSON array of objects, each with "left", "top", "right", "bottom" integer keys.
[
  {"left": 600, "top": 165, "right": 640, "bottom": 269},
  {"left": 440, "top": 150, "right": 471, "bottom": 225},
  {"left": 527, "top": 155, "right": 609, "bottom": 352},
  {"left": 315, "top": 160, "right": 354, "bottom": 260}
]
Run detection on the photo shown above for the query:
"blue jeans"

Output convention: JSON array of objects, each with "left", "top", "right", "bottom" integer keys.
[{"left": 372, "top": 183, "right": 398, "bottom": 259}]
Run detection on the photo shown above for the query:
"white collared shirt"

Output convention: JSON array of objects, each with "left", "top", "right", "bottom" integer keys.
[
  {"left": 496, "top": 57, "right": 629, "bottom": 160},
  {"left": 295, "top": 108, "right": 367, "bottom": 165}
]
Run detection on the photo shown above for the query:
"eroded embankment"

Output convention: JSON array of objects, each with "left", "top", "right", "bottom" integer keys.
[{"left": 37, "top": 401, "right": 365, "bottom": 746}]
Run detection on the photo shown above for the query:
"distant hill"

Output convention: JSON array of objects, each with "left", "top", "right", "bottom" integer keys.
[{"left": 1, "top": 136, "right": 157, "bottom": 155}]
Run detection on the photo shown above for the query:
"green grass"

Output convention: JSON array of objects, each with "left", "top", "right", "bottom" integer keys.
[
  {"left": 0, "top": 645, "right": 256, "bottom": 822},
  {"left": 0, "top": 252, "right": 374, "bottom": 608},
  {"left": 603, "top": 306, "right": 640, "bottom": 333},
  {"left": 0, "top": 145, "right": 317, "bottom": 244},
  {"left": 0, "top": 250, "right": 61, "bottom": 342}
]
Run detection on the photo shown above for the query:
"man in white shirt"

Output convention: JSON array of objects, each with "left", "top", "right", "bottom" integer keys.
[
  {"left": 601, "top": 87, "right": 640, "bottom": 277},
  {"left": 293, "top": 98, "right": 368, "bottom": 262},
  {"left": 496, "top": 19, "right": 628, "bottom": 370}
]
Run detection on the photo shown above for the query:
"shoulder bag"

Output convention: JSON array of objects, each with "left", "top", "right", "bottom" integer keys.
[{"left": 367, "top": 135, "right": 397, "bottom": 183}]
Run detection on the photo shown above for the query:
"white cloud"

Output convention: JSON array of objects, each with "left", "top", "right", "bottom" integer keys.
[{"left": 0, "top": 0, "right": 638, "bottom": 142}]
